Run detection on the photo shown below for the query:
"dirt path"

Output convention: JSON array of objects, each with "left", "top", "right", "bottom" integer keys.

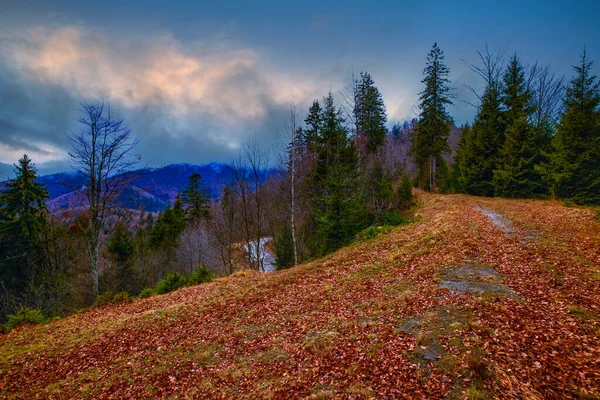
[{"left": 1, "top": 193, "right": 599, "bottom": 399}]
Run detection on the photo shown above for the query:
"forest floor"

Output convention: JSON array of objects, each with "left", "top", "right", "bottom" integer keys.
[{"left": 1, "top": 192, "right": 599, "bottom": 399}]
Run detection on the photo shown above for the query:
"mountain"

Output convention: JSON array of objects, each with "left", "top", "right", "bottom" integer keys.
[
  {"left": 2, "top": 193, "right": 598, "bottom": 398},
  {"left": 1, "top": 162, "right": 240, "bottom": 213}
]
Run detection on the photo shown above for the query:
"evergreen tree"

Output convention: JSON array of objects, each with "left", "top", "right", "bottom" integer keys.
[
  {"left": 398, "top": 175, "right": 414, "bottom": 209},
  {"left": 548, "top": 49, "right": 600, "bottom": 204},
  {"left": 302, "top": 100, "right": 323, "bottom": 152},
  {"left": 150, "top": 196, "right": 185, "bottom": 251},
  {"left": 354, "top": 72, "right": 388, "bottom": 154},
  {"left": 181, "top": 173, "right": 211, "bottom": 222},
  {"left": 274, "top": 225, "right": 295, "bottom": 270},
  {"left": 455, "top": 74, "right": 505, "bottom": 196},
  {"left": 412, "top": 43, "right": 453, "bottom": 191},
  {"left": 365, "top": 158, "right": 394, "bottom": 216},
  {"left": 105, "top": 222, "right": 137, "bottom": 293},
  {"left": 0, "top": 155, "right": 48, "bottom": 299},
  {"left": 494, "top": 55, "right": 547, "bottom": 198},
  {"left": 313, "top": 93, "right": 362, "bottom": 255}
]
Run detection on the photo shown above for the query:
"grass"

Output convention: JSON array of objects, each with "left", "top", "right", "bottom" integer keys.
[
  {"left": 567, "top": 305, "right": 597, "bottom": 320},
  {"left": 2, "top": 192, "right": 599, "bottom": 399},
  {"left": 302, "top": 330, "right": 338, "bottom": 354}
]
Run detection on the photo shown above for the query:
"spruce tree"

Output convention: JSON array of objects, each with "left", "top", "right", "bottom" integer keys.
[
  {"left": 181, "top": 173, "right": 211, "bottom": 222},
  {"left": 274, "top": 225, "right": 295, "bottom": 270},
  {"left": 150, "top": 197, "right": 185, "bottom": 251},
  {"left": 494, "top": 55, "right": 547, "bottom": 198},
  {"left": 549, "top": 49, "right": 600, "bottom": 204},
  {"left": 455, "top": 76, "right": 505, "bottom": 196},
  {"left": 106, "top": 222, "right": 136, "bottom": 293},
  {"left": 412, "top": 43, "right": 453, "bottom": 191},
  {"left": 354, "top": 72, "right": 388, "bottom": 154},
  {"left": 0, "top": 155, "right": 48, "bottom": 297},
  {"left": 313, "top": 93, "right": 362, "bottom": 255},
  {"left": 302, "top": 100, "right": 323, "bottom": 152}
]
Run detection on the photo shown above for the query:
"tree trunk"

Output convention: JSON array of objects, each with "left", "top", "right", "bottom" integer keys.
[{"left": 432, "top": 156, "right": 437, "bottom": 191}]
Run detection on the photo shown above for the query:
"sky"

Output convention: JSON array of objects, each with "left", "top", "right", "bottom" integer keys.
[{"left": 0, "top": 0, "right": 598, "bottom": 177}]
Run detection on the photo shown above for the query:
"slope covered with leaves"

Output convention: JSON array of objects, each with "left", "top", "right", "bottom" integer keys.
[{"left": 1, "top": 193, "right": 599, "bottom": 399}]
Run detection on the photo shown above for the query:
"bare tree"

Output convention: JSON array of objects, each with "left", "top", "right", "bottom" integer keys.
[
  {"left": 529, "top": 65, "right": 566, "bottom": 134},
  {"left": 462, "top": 44, "right": 506, "bottom": 109},
  {"left": 231, "top": 156, "right": 253, "bottom": 269},
  {"left": 209, "top": 183, "right": 238, "bottom": 275},
  {"left": 68, "top": 102, "right": 140, "bottom": 295},
  {"left": 282, "top": 106, "right": 301, "bottom": 267},
  {"left": 175, "top": 221, "right": 224, "bottom": 275},
  {"left": 243, "top": 137, "right": 270, "bottom": 271}
]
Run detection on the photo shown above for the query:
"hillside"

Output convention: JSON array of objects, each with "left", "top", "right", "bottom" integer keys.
[
  {"left": 0, "top": 163, "right": 237, "bottom": 213},
  {"left": 1, "top": 193, "right": 599, "bottom": 399}
]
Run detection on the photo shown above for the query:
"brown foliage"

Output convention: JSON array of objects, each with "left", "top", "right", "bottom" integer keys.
[{"left": 0, "top": 193, "right": 599, "bottom": 399}]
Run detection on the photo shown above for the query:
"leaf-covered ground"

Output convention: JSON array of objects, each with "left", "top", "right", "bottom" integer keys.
[{"left": 1, "top": 193, "right": 599, "bottom": 399}]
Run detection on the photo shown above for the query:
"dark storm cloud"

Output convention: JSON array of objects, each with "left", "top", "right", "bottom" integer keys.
[
  {"left": 0, "top": 55, "right": 78, "bottom": 165},
  {"left": 0, "top": 26, "right": 327, "bottom": 171}
]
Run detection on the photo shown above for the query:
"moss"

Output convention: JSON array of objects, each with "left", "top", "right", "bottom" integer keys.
[
  {"left": 568, "top": 305, "right": 596, "bottom": 320},
  {"left": 253, "top": 348, "right": 287, "bottom": 364},
  {"left": 302, "top": 330, "right": 338, "bottom": 354}
]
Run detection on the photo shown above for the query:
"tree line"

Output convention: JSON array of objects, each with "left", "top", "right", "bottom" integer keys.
[{"left": 1, "top": 43, "right": 598, "bottom": 327}]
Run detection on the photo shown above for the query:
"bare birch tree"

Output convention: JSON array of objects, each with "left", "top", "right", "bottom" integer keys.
[{"left": 280, "top": 106, "right": 301, "bottom": 267}]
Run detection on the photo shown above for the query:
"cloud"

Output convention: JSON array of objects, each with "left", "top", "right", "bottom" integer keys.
[
  {"left": 0, "top": 25, "right": 332, "bottom": 168},
  {"left": 0, "top": 24, "right": 431, "bottom": 171},
  {"left": 4, "top": 26, "right": 319, "bottom": 123}
]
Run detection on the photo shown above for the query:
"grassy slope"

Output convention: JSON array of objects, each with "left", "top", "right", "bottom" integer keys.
[{"left": 0, "top": 193, "right": 599, "bottom": 399}]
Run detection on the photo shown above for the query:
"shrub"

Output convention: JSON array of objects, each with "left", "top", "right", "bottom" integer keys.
[
  {"left": 188, "top": 267, "right": 214, "bottom": 285},
  {"left": 93, "top": 291, "right": 115, "bottom": 307},
  {"left": 358, "top": 225, "right": 380, "bottom": 241},
  {"left": 398, "top": 175, "right": 413, "bottom": 208},
  {"left": 3, "top": 306, "right": 47, "bottom": 332},
  {"left": 378, "top": 211, "right": 408, "bottom": 226},
  {"left": 155, "top": 272, "right": 187, "bottom": 294},
  {"left": 138, "top": 287, "right": 155, "bottom": 299},
  {"left": 112, "top": 291, "right": 132, "bottom": 303}
]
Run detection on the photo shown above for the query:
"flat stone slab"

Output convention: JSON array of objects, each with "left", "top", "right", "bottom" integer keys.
[{"left": 439, "top": 265, "right": 518, "bottom": 299}]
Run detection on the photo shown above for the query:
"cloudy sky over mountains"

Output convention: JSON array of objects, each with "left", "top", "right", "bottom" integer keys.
[{"left": 1, "top": 0, "right": 598, "bottom": 175}]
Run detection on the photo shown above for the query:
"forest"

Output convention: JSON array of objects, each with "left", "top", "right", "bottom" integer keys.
[{"left": 0, "top": 43, "right": 599, "bottom": 329}]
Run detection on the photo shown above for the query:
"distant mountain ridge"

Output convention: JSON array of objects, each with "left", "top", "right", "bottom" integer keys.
[{"left": 1, "top": 162, "right": 241, "bottom": 213}]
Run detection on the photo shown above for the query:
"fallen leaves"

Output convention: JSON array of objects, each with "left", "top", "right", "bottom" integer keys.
[{"left": 0, "top": 193, "right": 599, "bottom": 399}]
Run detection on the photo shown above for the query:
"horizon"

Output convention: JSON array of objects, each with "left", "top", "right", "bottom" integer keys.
[{"left": 1, "top": 0, "right": 599, "bottom": 175}]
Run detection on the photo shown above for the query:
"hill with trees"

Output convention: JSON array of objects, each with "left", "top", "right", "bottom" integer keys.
[{"left": 1, "top": 43, "right": 599, "bottom": 399}]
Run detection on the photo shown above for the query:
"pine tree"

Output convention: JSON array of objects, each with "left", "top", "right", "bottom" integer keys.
[
  {"left": 549, "top": 49, "right": 600, "bottom": 204},
  {"left": 106, "top": 222, "right": 136, "bottom": 293},
  {"left": 181, "top": 173, "right": 211, "bottom": 222},
  {"left": 365, "top": 158, "right": 394, "bottom": 217},
  {"left": 0, "top": 155, "right": 48, "bottom": 297},
  {"left": 150, "top": 197, "right": 185, "bottom": 251},
  {"left": 455, "top": 74, "right": 505, "bottom": 196},
  {"left": 302, "top": 100, "right": 323, "bottom": 152},
  {"left": 494, "top": 55, "right": 547, "bottom": 198},
  {"left": 354, "top": 72, "right": 388, "bottom": 154},
  {"left": 274, "top": 225, "right": 295, "bottom": 270},
  {"left": 312, "top": 93, "right": 362, "bottom": 255},
  {"left": 412, "top": 43, "right": 453, "bottom": 191}
]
